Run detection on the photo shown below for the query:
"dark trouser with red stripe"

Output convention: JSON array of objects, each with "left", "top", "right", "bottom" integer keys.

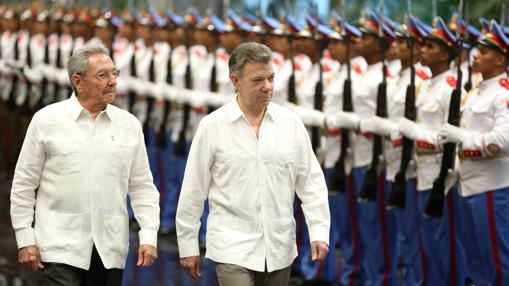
[
  {"left": 458, "top": 187, "right": 509, "bottom": 286},
  {"left": 417, "top": 187, "right": 467, "bottom": 285},
  {"left": 393, "top": 179, "right": 426, "bottom": 286},
  {"left": 355, "top": 167, "right": 398, "bottom": 286}
]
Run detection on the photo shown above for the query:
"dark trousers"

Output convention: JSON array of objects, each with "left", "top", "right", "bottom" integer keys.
[{"left": 42, "top": 245, "right": 123, "bottom": 286}]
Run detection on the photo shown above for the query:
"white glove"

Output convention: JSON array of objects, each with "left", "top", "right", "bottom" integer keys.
[
  {"left": 327, "top": 111, "right": 360, "bottom": 130},
  {"left": 439, "top": 123, "right": 467, "bottom": 144},
  {"left": 398, "top": 118, "right": 422, "bottom": 141},
  {"left": 360, "top": 116, "right": 398, "bottom": 137},
  {"left": 445, "top": 168, "right": 459, "bottom": 194},
  {"left": 24, "top": 66, "right": 43, "bottom": 83},
  {"left": 56, "top": 68, "right": 70, "bottom": 86}
]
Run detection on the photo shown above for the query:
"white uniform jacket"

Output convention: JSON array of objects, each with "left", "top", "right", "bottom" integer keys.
[
  {"left": 458, "top": 73, "right": 509, "bottom": 196},
  {"left": 414, "top": 70, "right": 460, "bottom": 191}
]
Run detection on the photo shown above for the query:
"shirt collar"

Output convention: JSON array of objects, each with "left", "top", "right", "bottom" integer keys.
[
  {"left": 68, "top": 93, "right": 114, "bottom": 122},
  {"left": 430, "top": 69, "right": 452, "bottom": 85},
  {"left": 228, "top": 96, "right": 276, "bottom": 123},
  {"left": 480, "top": 73, "right": 506, "bottom": 90}
]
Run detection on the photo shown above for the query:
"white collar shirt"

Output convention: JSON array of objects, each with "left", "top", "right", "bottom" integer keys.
[
  {"left": 10, "top": 94, "right": 160, "bottom": 270},
  {"left": 176, "top": 99, "right": 330, "bottom": 272}
]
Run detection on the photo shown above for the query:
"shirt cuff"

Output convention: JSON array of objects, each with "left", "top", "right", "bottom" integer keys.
[
  {"left": 177, "top": 238, "right": 200, "bottom": 258},
  {"left": 139, "top": 229, "right": 158, "bottom": 248},
  {"left": 308, "top": 225, "right": 330, "bottom": 246},
  {"left": 15, "top": 227, "right": 36, "bottom": 249}
]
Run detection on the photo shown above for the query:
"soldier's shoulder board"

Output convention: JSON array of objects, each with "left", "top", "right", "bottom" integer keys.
[{"left": 447, "top": 76, "right": 457, "bottom": 88}]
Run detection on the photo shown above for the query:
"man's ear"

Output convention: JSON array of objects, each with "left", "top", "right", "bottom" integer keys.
[
  {"left": 71, "top": 74, "right": 81, "bottom": 93},
  {"left": 230, "top": 74, "right": 240, "bottom": 90}
]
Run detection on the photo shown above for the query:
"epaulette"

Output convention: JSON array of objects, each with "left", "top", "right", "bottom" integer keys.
[
  {"left": 416, "top": 69, "right": 429, "bottom": 80},
  {"left": 499, "top": 78, "right": 509, "bottom": 90},
  {"left": 352, "top": 63, "right": 362, "bottom": 75},
  {"left": 321, "top": 62, "right": 332, "bottom": 73},
  {"left": 447, "top": 76, "right": 457, "bottom": 88}
]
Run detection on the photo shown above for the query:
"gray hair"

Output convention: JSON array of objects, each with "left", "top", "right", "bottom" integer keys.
[
  {"left": 228, "top": 42, "right": 272, "bottom": 78},
  {"left": 67, "top": 44, "right": 109, "bottom": 89}
]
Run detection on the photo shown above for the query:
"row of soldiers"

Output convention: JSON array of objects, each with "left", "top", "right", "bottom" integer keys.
[{"left": 1, "top": 3, "right": 509, "bottom": 285}]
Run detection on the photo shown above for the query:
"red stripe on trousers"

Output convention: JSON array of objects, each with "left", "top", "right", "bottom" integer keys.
[
  {"left": 486, "top": 191, "right": 503, "bottom": 286},
  {"left": 156, "top": 149, "right": 166, "bottom": 209},
  {"left": 415, "top": 186, "right": 428, "bottom": 285},
  {"left": 348, "top": 173, "right": 360, "bottom": 286},
  {"left": 447, "top": 193, "right": 457, "bottom": 286},
  {"left": 378, "top": 172, "right": 391, "bottom": 286}
]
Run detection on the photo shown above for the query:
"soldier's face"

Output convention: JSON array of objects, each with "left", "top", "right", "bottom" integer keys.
[
  {"left": 328, "top": 39, "right": 348, "bottom": 64},
  {"left": 420, "top": 39, "right": 449, "bottom": 68},
  {"left": 354, "top": 34, "right": 378, "bottom": 58},
  {"left": 73, "top": 54, "right": 117, "bottom": 105},
  {"left": 95, "top": 27, "right": 113, "bottom": 44},
  {"left": 220, "top": 32, "right": 243, "bottom": 51},
  {"left": 391, "top": 38, "right": 408, "bottom": 61},
  {"left": 472, "top": 46, "right": 506, "bottom": 75},
  {"left": 1, "top": 18, "right": 17, "bottom": 32},
  {"left": 266, "top": 35, "right": 290, "bottom": 56},
  {"left": 231, "top": 62, "right": 274, "bottom": 110}
]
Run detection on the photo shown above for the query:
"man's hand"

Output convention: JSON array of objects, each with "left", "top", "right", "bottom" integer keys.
[
  {"left": 310, "top": 241, "right": 329, "bottom": 262},
  {"left": 180, "top": 255, "right": 201, "bottom": 280},
  {"left": 137, "top": 244, "right": 157, "bottom": 268},
  {"left": 18, "top": 245, "right": 44, "bottom": 272}
]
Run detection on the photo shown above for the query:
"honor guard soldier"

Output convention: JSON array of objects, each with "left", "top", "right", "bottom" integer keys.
[
  {"left": 129, "top": 10, "right": 153, "bottom": 125},
  {"left": 448, "top": 14, "right": 483, "bottom": 90},
  {"left": 362, "top": 16, "right": 431, "bottom": 285},
  {"left": 398, "top": 17, "right": 467, "bottom": 285},
  {"left": 24, "top": 10, "right": 50, "bottom": 111},
  {"left": 328, "top": 12, "right": 398, "bottom": 285},
  {"left": 438, "top": 20, "right": 509, "bottom": 285},
  {"left": 43, "top": 8, "right": 64, "bottom": 106},
  {"left": 112, "top": 11, "right": 135, "bottom": 111},
  {"left": 210, "top": 10, "right": 253, "bottom": 98},
  {"left": 322, "top": 18, "right": 368, "bottom": 285},
  {"left": 0, "top": 8, "right": 18, "bottom": 179},
  {"left": 90, "top": 11, "right": 116, "bottom": 54},
  {"left": 261, "top": 15, "right": 293, "bottom": 105},
  {"left": 14, "top": 9, "right": 32, "bottom": 109},
  {"left": 355, "top": 12, "right": 399, "bottom": 286},
  {"left": 72, "top": 9, "right": 93, "bottom": 52},
  {"left": 54, "top": 10, "right": 75, "bottom": 102}
]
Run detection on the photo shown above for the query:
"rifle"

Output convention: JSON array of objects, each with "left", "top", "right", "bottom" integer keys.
[
  {"left": 424, "top": 0, "right": 464, "bottom": 218},
  {"left": 207, "top": 51, "right": 218, "bottom": 114},
  {"left": 387, "top": 6, "right": 416, "bottom": 209},
  {"left": 359, "top": 6, "right": 388, "bottom": 202},
  {"left": 35, "top": 36, "right": 50, "bottom": 111},
  {"left": 155, "top": 48, "right": 174, "bottom": 149},
  {"left": 174, "top": 42, "right": 192, "bottom": 157},
  {"left": 6, "top": 34, "right": 19, "bottom": 111},
  {"left": 127, "top": 49, "right": 137, "bottom": 113},
  {"left": 287, "top": 35, "right": 297, "bottom": 104},
  {"left": 143, "top": 55, "right": 156, "bottom": 145},
  {"left": 311, "top": 53, "right": 323, "bottom": 154},
  {"left": 330, "top": 9, "right": 353, "bottom": 193}
]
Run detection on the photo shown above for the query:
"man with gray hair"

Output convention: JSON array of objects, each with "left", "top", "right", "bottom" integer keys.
[
  {"left": 176, "top": 42, "right": 330, "bottom": 285},
  {"left": 10, "top": 43, "right": 160, "bottom": 286}
]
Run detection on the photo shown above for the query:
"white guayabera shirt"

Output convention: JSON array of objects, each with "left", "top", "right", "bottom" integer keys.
[
  {"left": 10, "top": 94, "right": 160, "bottom": 270},
  {"left": 176, "top": 98, "right": 330, "bottom": 272}
]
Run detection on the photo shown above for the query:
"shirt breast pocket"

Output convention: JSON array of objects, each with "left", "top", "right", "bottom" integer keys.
[
  {"left": 45, "top": 141, "right": 81, "bottom": 175},
  {"left": 274, "top": 150, "right": 298, "bottom": 197},
  {"left": 105, "top": 144, "right": 135, "bottom": 179}
]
